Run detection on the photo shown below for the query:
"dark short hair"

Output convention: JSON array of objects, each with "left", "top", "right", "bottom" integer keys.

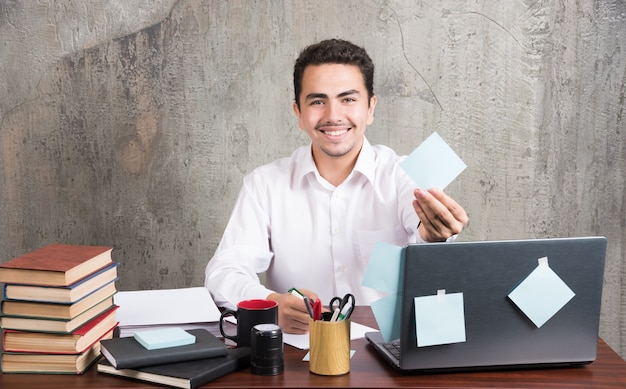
[{"left": 293, "top": 39, "right": 375, "bottom": 109}]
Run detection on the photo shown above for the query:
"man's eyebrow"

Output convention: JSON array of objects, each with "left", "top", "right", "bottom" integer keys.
[
  {"left": 304, "top": 93, "right": 328, "bottom": 101},
  {"left": 337, "top": 89, "right": 360, "bottom": 98},
  {"left": 304, "top": 90, "right": 361, "bottom": 101}
]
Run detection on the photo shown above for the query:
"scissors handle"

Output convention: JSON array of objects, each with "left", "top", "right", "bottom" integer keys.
[
  {"left": 329, "top": 297, "right": 343, "bottom": 311},
  {"left": 328, "top": 293, "right": 355, "bottom": 320}
]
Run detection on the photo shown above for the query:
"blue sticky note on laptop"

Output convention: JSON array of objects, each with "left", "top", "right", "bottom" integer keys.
[
  {"left": 414, "top": 290, "right": 466, "bottom": 347},
  {"left": 134, "top": 327, "right": 196, "bottom": 350},
  {"left": 400, "top": 132, "right": 466, "bottom": 190},
  {"left": 508, "top": 257, "right": 575, "bottom": 328}
]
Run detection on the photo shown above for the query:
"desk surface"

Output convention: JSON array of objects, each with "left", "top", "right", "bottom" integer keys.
[{"left": 1, "top": 306, "right": 625, "bottom": 388}]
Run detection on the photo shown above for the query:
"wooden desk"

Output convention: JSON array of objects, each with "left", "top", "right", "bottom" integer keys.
[{"left": 2, "top": 306, "right": 626, "bottom": 388}]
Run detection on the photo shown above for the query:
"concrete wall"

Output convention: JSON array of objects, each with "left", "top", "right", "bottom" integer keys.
[{"left": 1, "top": 0, "right": 624, "bottom": 358}]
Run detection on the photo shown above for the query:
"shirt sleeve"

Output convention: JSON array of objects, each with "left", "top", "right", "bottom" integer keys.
[{"left": 204, "top": 177, "right": 275, "bottom": 309}]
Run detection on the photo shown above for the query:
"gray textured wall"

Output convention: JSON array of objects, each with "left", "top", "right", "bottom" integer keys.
[{"left": 1, "top": 1, "right": 625, "bottom": 358}]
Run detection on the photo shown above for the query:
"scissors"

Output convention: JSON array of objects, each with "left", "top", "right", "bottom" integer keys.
[{"left": 329, "top": 293, "right": 355, "bottom": 321}]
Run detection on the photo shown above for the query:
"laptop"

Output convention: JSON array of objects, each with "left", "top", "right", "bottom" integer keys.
[{"left": 366, "top": 236, "right": 607, "bottom": 373}]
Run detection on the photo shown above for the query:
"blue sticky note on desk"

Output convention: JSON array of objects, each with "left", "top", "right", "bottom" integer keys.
[
  {"left": 400, "top": 132, "right": 466, "bottom": 190},
  {"left": 414, "top": 291, "right": 466, "bottom": 347},
  {"left": 134, "top": 327, "right": 196, "bottom": 350},
  {"left": 508, "top": 257, "right": 575, "bottom": 328}
]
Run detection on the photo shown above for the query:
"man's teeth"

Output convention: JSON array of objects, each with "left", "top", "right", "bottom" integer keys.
[{"left": 324, "top": 129, "right": 347, "bottom": 136}]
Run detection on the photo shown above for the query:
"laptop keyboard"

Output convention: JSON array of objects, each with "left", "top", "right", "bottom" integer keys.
[{"left": 383, "top": 340, "right": 401, "bottom": 360}]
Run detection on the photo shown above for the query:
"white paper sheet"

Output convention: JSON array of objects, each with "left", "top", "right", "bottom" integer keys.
[{"left": 114, "top": 287, "right": 221, "bottom": 326}]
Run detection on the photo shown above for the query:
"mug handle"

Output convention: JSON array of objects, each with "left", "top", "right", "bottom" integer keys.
[{"left": 219, "top": 309, "right": 238, "bottom": 343}]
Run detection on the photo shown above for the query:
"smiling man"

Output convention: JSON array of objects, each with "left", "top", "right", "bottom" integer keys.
[
  {"left": 295, "top": 63, "right": 374, "bottom": 186},
  {"left": 205, "top": 39, "right": 468, "bottom": 334}
]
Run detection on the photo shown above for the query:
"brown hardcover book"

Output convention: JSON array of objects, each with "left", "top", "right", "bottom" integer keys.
[
  {"left": 0, "top": 334, "right": 107, "bottom": 374},
  {"left": 2, "top": 263, "right": 118, "bottom": 305},
  {"left": 0, "top": 244, "right": 113, "bottom": 287},
  {"left": 2, "top": 307, "right": 118, "bottom": 354},
  {"left": 0, "top": 300, "right": 116, "bottom": 333},
  {"left": 1, "top": 284, "right": 116, "bottom": 319}
]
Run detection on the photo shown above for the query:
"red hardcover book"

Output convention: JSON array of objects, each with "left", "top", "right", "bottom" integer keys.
[
  {"left": 1, "top": 331, "right": 111, "bottom": 374},
  {"left": 2, "top": 305, "right": 119, "bottom": 354},
  {"left": 0, "top": 300, "right": 116, "bottom": 333},
  {"left": 0, "top": 244, "right": 113, "bottom": 287}
]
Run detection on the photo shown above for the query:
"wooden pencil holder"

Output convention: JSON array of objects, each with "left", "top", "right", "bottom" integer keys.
[{"left": 309, "top": 318, "right": 350, "bottom": 375}]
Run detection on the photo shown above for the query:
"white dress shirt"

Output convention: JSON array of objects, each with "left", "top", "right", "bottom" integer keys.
[{"left": 204, "top": 138, "right": 425, "bottom": 309}]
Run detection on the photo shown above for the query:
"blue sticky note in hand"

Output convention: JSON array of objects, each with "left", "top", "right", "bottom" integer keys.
[
  {"left": 508, "top": 257, "right": 575, "bottom": 328},
  {"left": 414, "top": 290, "right": 466, "bottom": 347},
  {"left": 400, "top": 132, "right": 466, "bottom": 190}
]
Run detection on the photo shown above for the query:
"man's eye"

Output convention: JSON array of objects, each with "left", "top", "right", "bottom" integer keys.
[
  {"left": 309, "top": 100, "right": 324, "bottom": 105},
  {"left": 344, "top": 97, "right": 356, "bottom": 103}
]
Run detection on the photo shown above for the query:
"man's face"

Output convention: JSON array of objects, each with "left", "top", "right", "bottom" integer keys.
[{"left": 293, "top": 64, "right": 376, "bottom": 162}]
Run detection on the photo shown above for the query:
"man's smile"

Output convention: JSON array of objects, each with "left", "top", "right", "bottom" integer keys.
[{"left": 316, "top": 125, "right": 351, "bottom": 138}]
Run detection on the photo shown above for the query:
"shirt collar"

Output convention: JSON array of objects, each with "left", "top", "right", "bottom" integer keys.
[
  {"left": 295, "top": 137, "right": 376, "bottom": 187},
  {"left": 352, "top": 137, "right": 376, "bottom": 185},
  {"left": 295, "top": 145, "right": 317, "bottom": 182}
]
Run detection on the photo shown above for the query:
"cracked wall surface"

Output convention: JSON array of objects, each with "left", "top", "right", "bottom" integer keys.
[{"left": 1, "top": 0, "right": 625, "bottom": 357}]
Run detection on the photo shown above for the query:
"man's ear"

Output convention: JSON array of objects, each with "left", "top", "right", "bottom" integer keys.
[
  {"left": 367, "top": 95, "right": 377, "bottom": 125},
  {"left": 293, "top": 101, "right": 304, "bottom": 130}
]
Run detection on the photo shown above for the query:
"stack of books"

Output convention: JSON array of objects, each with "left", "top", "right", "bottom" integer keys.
[
  {"left": 0, "top": 244, "right": 119, "bottom": 374},
  {"left": 97, "top": 327, "right": 251, "bottom": 389}
]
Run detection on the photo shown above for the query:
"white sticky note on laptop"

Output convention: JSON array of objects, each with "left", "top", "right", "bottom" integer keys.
[
  {"left": 400, "top": 132, "right": 467, "bottom": 190},
  {"left": 414, "top": 290, "right": 466, "bottom": 347}
]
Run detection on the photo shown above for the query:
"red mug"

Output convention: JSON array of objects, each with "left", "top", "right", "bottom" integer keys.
[{"left": 219, "top": 299, "right": 278, "bottom": 347}]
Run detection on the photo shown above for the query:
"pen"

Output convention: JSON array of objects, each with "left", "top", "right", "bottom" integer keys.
[
  {"left": 303, "top": 296, "right": 314, "bottom": 319},
  {"left": 336, "top": 303, "right": 353, "bottom": 321},
  {"left": 288, "top": 287, "right": 306, "bottom": 300},
  {"left": 290, "top": 288, "right": 315, "bottom": 319},
  {"left": 312, "top": 299, "right": 322, "bottom": 321},
  {"left": 330, "top": 307, "right": 340, "bottom": 321}
]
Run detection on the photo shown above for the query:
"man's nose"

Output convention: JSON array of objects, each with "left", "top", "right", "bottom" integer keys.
[{"left": 323, "top": 100, "right": 342, "bottom": 122}]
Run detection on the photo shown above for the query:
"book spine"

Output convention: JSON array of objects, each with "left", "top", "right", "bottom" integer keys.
[
  {"left": 0, "top": 329, "right": 7, "bottom": 352},
  {"left": 113, "top": 347, "right": 228, "bottom": 369},
  {"left": 190, "top": 349, "right": 251, "bottom": 389}
]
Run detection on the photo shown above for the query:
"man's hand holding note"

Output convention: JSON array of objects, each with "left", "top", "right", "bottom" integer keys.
[
  {"left": 413, "top": 187, "right": 468, "bottom": 242},
  {"left": 399, "top": 132, "right": 468, "bottom": 242}
]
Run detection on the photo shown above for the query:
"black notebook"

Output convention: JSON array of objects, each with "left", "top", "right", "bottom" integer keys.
[
  {"left": 99, "top": 328, "right": 227, "bottom": 369},
  {"left": 97, "top": 346, "right": 251, "bottom": 389}
]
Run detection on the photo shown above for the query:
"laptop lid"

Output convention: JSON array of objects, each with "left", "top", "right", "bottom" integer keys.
[{"left": 367, "top": 237, "right": 607, "bottom": 373}]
